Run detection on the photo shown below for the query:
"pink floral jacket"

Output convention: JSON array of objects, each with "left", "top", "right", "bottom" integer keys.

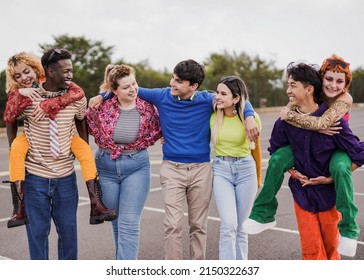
[
  {"left": 86, "top": 95, "right": 161, "bottom": 159},
  {"left": 3, "top": 82, "right": 85, "bottom": 123}
]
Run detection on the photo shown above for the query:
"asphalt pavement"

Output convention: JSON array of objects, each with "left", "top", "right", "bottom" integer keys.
[{"left": 0, "top": 106, "right": 364, "bottom": 260}]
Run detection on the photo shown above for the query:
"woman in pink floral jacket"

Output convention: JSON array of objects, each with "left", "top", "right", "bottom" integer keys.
[{"left": 86, "top": 64, "right": 161, "bottom": 260}]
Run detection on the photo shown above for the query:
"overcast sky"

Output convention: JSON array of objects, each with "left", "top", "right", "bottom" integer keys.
[{"left": 1, "top": 0, "right": 363, "bottom": 73}]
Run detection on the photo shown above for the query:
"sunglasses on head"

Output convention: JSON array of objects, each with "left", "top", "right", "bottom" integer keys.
[
  {"left": 46, "top": 48, "right": 65, "bottom": 67},
  {"left": 326, "top": 59, "right": 350, "bottom": 69},
  {"left": 11, "top": 55, "right": 18, "bottom": 64},
  {"left": 220, "top": 76, "right": 238, "bottom": 82}
]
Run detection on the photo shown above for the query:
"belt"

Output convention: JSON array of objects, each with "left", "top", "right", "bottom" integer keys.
[
  {"left": 216, "top": 156, "right": 241, "bottom": 161},
  {"left": 99, "top": 148, "right": 139, "bottom": 156}
]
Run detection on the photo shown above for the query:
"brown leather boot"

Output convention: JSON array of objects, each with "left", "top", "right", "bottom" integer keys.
[
  {"left": 5, "top": 180, "right": 29, "bottom": 228},
  {"left": 86, "top": 176, "right": 117, "bottom": 224}
]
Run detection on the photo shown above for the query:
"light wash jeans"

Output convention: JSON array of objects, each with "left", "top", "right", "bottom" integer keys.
[
  {"left": 95, "top": 148, "right": 150, "bottom": 260},
  {"left": 24, "top": 172, "right": 78, "bottom": 260},
  {"left": 213, "top": 155, "right": 257, "bottom": 260}
]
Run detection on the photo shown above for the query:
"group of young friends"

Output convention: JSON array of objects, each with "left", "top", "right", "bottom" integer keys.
[{"left": 2, "top": 48, "right": 363, "bottom": 260}]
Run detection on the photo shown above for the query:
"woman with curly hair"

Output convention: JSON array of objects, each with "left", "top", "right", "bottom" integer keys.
[{"left": 3, "top": 51, "right": 116, "bottom": 229}]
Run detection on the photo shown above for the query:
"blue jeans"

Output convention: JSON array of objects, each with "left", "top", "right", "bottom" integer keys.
[
  {"left": 95, "top": 148, "right": 150, "bottom": 260},
  {"left": 24, "top": 173, "right": 78, "bottom": 260},
  {"left": 213, "top": 155, "right": 257, "bottom": 260}
]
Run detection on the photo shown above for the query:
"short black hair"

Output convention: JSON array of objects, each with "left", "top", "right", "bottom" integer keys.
[
  {"left": 173, "top": 59, "right": 205, "bottom": 89},
  {"left": 286, "top": 62, "right": 322, "bottom": 102},
  {"left": 41, "top": 48, "right": 72, "bottom": 69}
]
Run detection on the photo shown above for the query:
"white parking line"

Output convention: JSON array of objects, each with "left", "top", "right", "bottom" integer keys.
[
  {"left": 1, "top": 170, "right": 364, "bottom": 244},
  {"left": 143, "top": 205, "right": 364, "bottom": 247},
  {"left": 1, "top": 185, "right": 364, "bottom": 261}
]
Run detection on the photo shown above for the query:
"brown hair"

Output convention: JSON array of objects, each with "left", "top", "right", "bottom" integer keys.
[
  {"left": 99, "top": 64, "right": 135, "bottom": 92},
  {"left": 211, "top": 76, "right": 256, "bottom": 149}
]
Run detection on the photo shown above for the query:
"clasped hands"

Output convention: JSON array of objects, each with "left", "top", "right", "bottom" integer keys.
[{"left": 290, "top": 169, "right": 333, "bottom": 187}]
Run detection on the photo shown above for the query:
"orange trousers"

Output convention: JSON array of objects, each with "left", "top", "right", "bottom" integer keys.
[
  {"left": 9, "top": 133, "right": 97, "bottom": 182},
  {"left": 294, "top": 201, "right": 340, "bottom": 260}
]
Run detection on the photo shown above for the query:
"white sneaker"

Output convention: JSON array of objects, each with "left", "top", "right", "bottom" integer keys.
[
  {"left": 338, "top": 236, "right": 357, "bottom": 257},
  {"left": 242, "top": 218, "right": 276, "bottom": 234}
]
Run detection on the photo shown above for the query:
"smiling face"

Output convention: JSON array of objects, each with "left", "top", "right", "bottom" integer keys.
[
  {"left": 215, "top": 83, "right": 240, "bottom": 112},
  {"left": 169, "top": 74, "right": 197, "bottom": 99},
  {"left": 286, "top": 76, "right": 312, "bottom": 107},
  {"left": 48, "top": 59, "right": 73, "bottom": 90},
  {"left": 13, "top": 63, "right": 38, "bottom": 88},
  {"left": 113, "top": 74, "right": 138, "bottom": 105},
  {"left": 322, "top": 71, "right": 346, "bottom": 99}
]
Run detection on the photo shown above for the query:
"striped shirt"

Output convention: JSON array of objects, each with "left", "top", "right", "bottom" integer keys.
[
  {"left": 113, "top": 107, "right": 140, "bottom": 155},
  {"left": 20, "top": 83, "right": 87, "bottom": 178}
]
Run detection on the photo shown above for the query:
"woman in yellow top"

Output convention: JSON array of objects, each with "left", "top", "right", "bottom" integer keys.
[{"left": 210, "top": 76, "right": 262, "bottom": 260}]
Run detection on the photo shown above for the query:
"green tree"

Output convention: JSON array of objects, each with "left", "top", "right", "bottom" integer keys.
[
  {"left": 351, "top": 68, "right": 364, "bottom": 103},
  {"left": 127, "top": 60, "right": 171, "bottom": 88},
  {"left": 39, "top": 34, "right": 114, "bottom": 99},
  {"left": 203, "top": 50, "right": 286, "bottom": 107}
]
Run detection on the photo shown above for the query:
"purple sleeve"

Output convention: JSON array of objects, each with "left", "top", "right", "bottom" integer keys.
[{"left": 268, "top": 119, "right": 290, "bottom": 155}]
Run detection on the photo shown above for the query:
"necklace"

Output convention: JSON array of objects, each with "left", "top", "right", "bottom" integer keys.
[{"left": 296, "top": 104, "right": 318, "bottom": 115}]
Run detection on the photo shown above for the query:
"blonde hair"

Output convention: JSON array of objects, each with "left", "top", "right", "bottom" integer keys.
[
  {"left": 211, "top": 76, "right": 255, "bottom": 149},
  {"left": 99, "top": 64, "right": 116, "bottom": 92},
  {"left": 5, "top": 52, "right": 45, "bottom": 93}
]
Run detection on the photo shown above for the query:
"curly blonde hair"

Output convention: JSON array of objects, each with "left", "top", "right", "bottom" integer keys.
[
  {"left": 320, "top": 54, "right": 352, "bottom": 90},
  {"left": 5, "top": 52, "right": 45, "bottom": 93}
]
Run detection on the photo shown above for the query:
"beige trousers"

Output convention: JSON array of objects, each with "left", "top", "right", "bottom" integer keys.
[{"left": 160, "top": 160, "right": 213, "bottom": 260}]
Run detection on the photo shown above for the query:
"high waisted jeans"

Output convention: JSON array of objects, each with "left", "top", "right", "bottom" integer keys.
[
  {"left": 213, "top": 155, "right": 257, "bottom": 259},
  {"left": 95, "top": 148, "right": 150, "bottom": 260},
  {"left": 24, "top": 172, "right": 78, "bottom": 260}
]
